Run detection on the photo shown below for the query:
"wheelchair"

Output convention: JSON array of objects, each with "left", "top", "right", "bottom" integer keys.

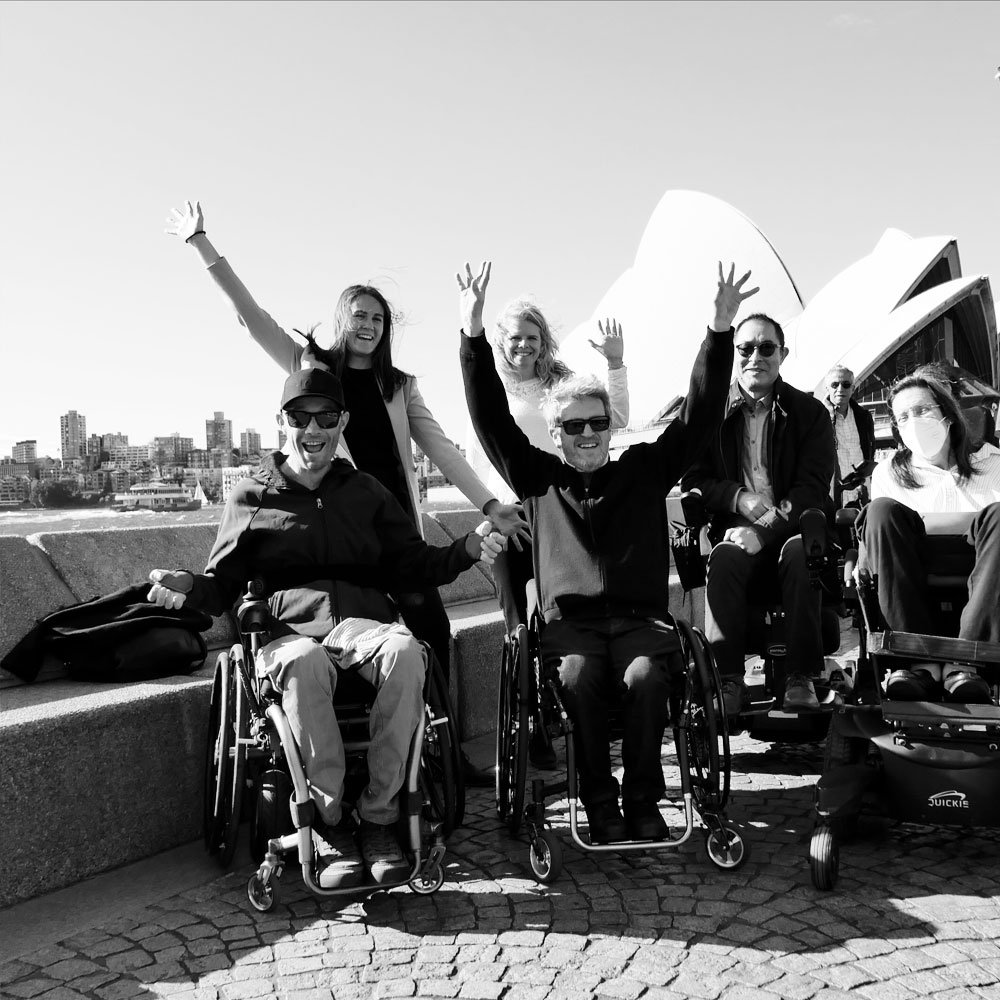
[
  {"left": 203, "top": 580, "right": 462, "bottom": 911},
  {"left": 495, "top": 607, "right": 748, "bottom": 883},
  {"left": 809, "top": 510, "right": 1000, "bottom": 890},
  {"left": 678, "top": 492, "right": 850, "bottom": 743}
]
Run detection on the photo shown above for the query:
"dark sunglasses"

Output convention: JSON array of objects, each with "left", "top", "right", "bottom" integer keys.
[
  {"left": 735, "top": 341, "right": 780, "bottom": 358},
  {"left": 559, "top": 416, "right": 612, "bottom": 435},
  {"left": 284, "top": 409, "right": 343, "bottom": 429},
  {"left": 829, "top": 381, "right": 853, "bottom": 389}
]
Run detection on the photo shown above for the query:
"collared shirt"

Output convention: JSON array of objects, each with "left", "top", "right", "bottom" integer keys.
[
  {"left": 870, "top": 443, "right": 1000, "bottom": 513},
  {"left": 736, "top": 384, "right": 775, "bottom": 510},
  {"left": 823, "top": 396, "right": 866, "bottom": 500}
]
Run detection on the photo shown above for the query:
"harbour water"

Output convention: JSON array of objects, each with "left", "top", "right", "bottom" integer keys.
[{"left": 0, "top": 487, "right": 471, "bottom": 537}]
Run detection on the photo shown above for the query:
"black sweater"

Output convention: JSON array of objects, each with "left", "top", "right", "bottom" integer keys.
[{"left": 461, "top": 329, "right": 733, "bottom": 623}]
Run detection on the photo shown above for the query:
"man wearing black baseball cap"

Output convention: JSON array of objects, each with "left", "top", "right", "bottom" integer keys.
[{"left": 148, "top": 369, "right": 503, "bottom": 889}]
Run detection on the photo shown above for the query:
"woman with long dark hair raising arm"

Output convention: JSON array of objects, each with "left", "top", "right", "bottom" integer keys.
[{"left": 166, "top": 201, "right": 528, "bottom": 785}]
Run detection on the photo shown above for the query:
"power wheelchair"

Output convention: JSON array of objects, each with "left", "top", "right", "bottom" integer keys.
[
  {"left": 203, "top": 580, "right": 462, "bottom": 911},
  {"left": 495, "top": 604, "right": 748, "bottom": 884},
  {"left": 678, "top": 493, "right": 851, "bottom": 744},
  {"left": 808, "top": 510, "right": 1000, "bottom": 890}
]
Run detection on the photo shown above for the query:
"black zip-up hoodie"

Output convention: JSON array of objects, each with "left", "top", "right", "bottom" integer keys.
[
  {"left": 187, "top": 452, "right": 476, "bottom": 637},
  {"left": 461, "top": 329, "right": 733, "bottom": 624}
]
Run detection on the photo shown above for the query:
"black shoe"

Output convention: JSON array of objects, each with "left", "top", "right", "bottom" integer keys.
[
  {"left": 885, "top": 668, "right": 938, "bottom": 701},
  {"left": 943, "top": 669, "right": 992, "bottom": 704},
  {"left": 460, "top": 750, "right": 494, "bottom": 788},
  {"left": 623, "top": 799, "right": 669, "bottom": 841},
  {"left": 528, "top": 727, "right": 557, "bottom": 770},
  {"left": 584, "top": 800, "right": 627, "bottom": 844},
  {"left": 720, "top": 678, "right": 750, "bottom": 717}
]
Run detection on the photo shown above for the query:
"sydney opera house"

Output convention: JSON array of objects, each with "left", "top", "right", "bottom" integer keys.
[{"left": 558, "top": 191, "right": 998, "bottom": 455}]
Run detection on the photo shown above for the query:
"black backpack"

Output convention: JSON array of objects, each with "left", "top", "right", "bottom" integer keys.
[{"left": 1, "top": 583, "right": 213, "bottom": 683}]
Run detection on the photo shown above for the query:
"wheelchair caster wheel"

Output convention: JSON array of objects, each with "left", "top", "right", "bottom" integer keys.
[
  {"left": 705, "top": 826, "right": 749, "bottom": 870},
  {"left": 409, "top": 862, "right": 445, "bottom": 895},
  {"left": 247, "top": 872, "right": 279, "bottom": 912},
  {"left": 809, "top": 823, "right": 839, "bottom": 890},
  {"left": 528, "top": 830, "right": 563, "bottom": 884}
]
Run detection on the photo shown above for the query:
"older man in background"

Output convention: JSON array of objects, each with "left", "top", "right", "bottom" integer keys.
[{"left": 822, "top": 364, "right": 876, "bottom": 506}]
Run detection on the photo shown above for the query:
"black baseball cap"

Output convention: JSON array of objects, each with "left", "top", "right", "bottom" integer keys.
[{"left": 280, "top": 367, "right": 345, "bottom": 410}]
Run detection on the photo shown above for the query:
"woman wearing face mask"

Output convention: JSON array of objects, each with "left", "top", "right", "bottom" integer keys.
[
  {"left": 166, "top": 202, "right": 528, "bottom": 786},
  {"left": 857, "top": 366, "right": 1000, "bottom": 703}
]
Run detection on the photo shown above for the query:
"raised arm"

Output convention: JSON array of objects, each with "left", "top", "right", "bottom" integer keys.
[
  {"left": 165, "top": 200, "right": 303, "bottom": 374},
  {"left": 589, "top": 319, "right": 630, "bottom": 428},
  {"left": 458, "top": 261, "right": 561, "bottom": 499}
]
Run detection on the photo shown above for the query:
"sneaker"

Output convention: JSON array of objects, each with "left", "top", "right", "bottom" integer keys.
[
  {"left": 825, "top": 661, "right": 854, "bottom": 696},
  {"left": 584, "top": 800, "right": 627, "bottom": 844},
  {"left": 885, "top": 667, "right": 938, "bottom": 701},
  {"left": 529, "top": 726, "right": 558, "bottom": 770},
  {"left": 359, "top": 820, "right": 410, "bottom": 885},
  {"left": 783, "top": 674, "right": 820, "bottom": 712},
  {"left": 720, "top": 678, "right": 750, "bottom": 717},
  {"left": 623, "top": 799, "right": 669, "bottom": 841},
  {"left": 312, "top": 817, "right": 364, "bottom": 890},
  {"left": 943, "top": 668, "right": 992, "bottom": 704}
]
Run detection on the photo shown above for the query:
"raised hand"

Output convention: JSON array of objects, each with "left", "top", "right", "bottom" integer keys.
[
  {"left": 165, "top": 200, "right": 205, "bottom": 241},
  {"left": 456, "top": 260, "right": 491, "bottom": 336},
  {"left": 713, "top": 262, "right": 759, "bottom": 332},
  {"left": 588, "top": 318, "right": 625, "bottom": 369}
]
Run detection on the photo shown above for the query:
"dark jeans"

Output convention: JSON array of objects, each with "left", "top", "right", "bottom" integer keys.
[
  {"left": 490, "top": 543, "right": 535, "bottom": 633},
  {"left": 542, "top": 617, "right": 679, "bottom": 808},
  {"left": 857, "top": 498, "right": 1000, "bottom": 643},
  {"left": 704, "top": 534, "right": 823, "bottom": 679},
  {"left": 396, "top": 586, "right": 452, "bottom": 681}
]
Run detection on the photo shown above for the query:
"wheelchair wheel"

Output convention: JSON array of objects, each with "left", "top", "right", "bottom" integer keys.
[
  {"left": 810, "top": 823, "right": 839, "bottom": 890},
  {"left": 409, "top": 862, "right": 445, "bottom": 896},
  {"left": 203, "top": 648, "right": 248, "bottom": 867},
  {"left": 528, "top": 830, "right": 563, "bottom": 884},
  {"left": 495, "top": 626, "right": 530, "bottom": 835},
  {"left": 247, "top": 871, "right": 279, "bottom": 912},
  {"left": 676, "top": 620, "right": 730, "bottom": 813},
  {"left": 823, "top": 714, "right": 869, "bottom": 772},
  {"left": 421, "top": 655, "right": 461, "bottom": 837},
  {"left": 250, "top": 769, "right": 292, "bottom": 864},
  {"left": 705, "top": 826, "right": 749, "bottom": 870}
]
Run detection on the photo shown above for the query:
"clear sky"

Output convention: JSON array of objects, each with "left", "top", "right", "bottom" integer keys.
[{"left": 2, "top": 0, "right": 998, "bottom": 460}]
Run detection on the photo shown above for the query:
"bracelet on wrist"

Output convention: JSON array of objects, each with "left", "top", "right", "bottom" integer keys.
[{"left": 185, "top": 230, "right": 206, "bottom": 243}]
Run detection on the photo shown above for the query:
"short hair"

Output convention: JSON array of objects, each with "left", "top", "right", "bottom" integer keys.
[
  {"left": 493, "top": 298, "right": 572, "bottom": 389},
  {"left": 735, "top": 312, "right": 785, "bottom": 348},
  {"left": 541, "top": 374, "right": 610, "bottom": 430},
  {"left": 888, "top": 365, "right": 976, "bottom": 488},
  {"left": 825, "top": 364, "right": 855, "bottom": 383}
]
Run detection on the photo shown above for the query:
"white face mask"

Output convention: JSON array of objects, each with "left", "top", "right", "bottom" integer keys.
[{"left": 899, "top": 415, "right": 950, "bottom": 460}]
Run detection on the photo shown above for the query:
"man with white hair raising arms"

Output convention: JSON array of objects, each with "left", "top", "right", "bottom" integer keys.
[{"left": 460, "top": 260, "right": 754, "bottom": 844}]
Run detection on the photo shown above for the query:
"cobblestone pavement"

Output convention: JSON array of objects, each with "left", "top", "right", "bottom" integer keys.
[{"left": 3, "top": 733, "right": 1000, "bottom": 1000}]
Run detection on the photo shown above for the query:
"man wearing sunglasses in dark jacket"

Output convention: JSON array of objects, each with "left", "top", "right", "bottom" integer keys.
[
  {"left": 460, "top": 260, "right": 754, "bottom": 845},
  {"left": 682, "top": 315, "right": 836, "bottom": 717},
  {"left": 147, "top": 367, "right": 504, "bottom": 891}
]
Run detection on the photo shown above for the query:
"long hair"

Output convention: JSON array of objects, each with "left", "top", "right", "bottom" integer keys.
[
  {"left": 492, "top": 299, "right": 572, "bottom": 389},
  {"left": 294, "top": 284, "right": 408, "bottom": 402},
  {"left": 888, "top": 365, "right": 976, "bottom": 489}
]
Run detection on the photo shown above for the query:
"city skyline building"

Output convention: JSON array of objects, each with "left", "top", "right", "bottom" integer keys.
[
  {"left": 59, "top": 411, "right": 86, "bottom": 463},
  {"left": 12, "top": 440, "right": 36, "bottom": 464},
  {"left": 206, "top": 411, "right": 233, "bottom": 456},
  {"left": 239, "top": 428, "right": 261, "bottom": 461}
]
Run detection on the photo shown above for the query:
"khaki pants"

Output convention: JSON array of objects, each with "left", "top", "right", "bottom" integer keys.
[{"left": 257, "top": 626, "right": 426, "bottom": 826}]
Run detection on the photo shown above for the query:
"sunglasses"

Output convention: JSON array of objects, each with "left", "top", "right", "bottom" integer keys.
[
  {"left": 735, "top": 342, "right": 781, "bottom": 358},
  {"left": 284, "top": 409, "right": 343, "bottom": 429},
  {"left": 829, "top": 381, "right": 853, "bottom": 389},
  {"left": 559, "top": 416, "right": 612, "bottom": 435}
]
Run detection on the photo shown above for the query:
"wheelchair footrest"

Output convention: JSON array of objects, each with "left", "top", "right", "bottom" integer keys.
[
  {"left": 868, "top": 630, "right": 1000, "bottom": 665},
  {"left": 881, "top": 699, "right": 1000, "bottom": 728}
]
